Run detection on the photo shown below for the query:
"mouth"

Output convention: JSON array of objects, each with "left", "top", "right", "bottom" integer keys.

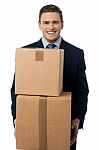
[{"left": 47, "top": 31, "right": 56, "bottom": 34}]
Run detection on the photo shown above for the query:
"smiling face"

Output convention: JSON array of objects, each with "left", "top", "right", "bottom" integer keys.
[{"left": 38, "top": 12, "right": 64, "bottom": 43}]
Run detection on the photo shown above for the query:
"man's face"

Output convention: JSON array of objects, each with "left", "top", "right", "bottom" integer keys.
[{"left": 38, "top": 12, "right": 64, "bottom": 43}]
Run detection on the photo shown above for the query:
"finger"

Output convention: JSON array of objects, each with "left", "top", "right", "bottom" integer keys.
[
  {"left": 71, "top": 124, "right": 74, "bottom": 129},
  {"left": 70, "top": 127, "right": 78, "bottom": 145},
  {"left": 70, "top": 134, "right": 76, "bottom": 145},
  {"left": 70, "top": 138, "right": 75, "bottom": 145}
]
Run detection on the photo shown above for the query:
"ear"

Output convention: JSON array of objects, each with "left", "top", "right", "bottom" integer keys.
[
  {"left": 61, "top": 21, "right": 64, "bottom": 29},
  {"left": 38, "top": 21, "right": 42, "bottom": 30}
]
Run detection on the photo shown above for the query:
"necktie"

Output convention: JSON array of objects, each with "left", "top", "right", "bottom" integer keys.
[{"left": 46, "top": 44, "right": 57, "bottom": 49}]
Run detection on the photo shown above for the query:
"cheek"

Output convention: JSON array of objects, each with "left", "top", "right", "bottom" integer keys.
[
  {"left": 40, "top": 26, "right": 47, "bottom": 31},
  {"left": 39, "top": 23, "right": 45, "bottom": 30},
  {"left": 56, "top": 27, "right": 62, "bottom": 33},
  {"left": 55, "top": 25, "right": 63, "bottom": 30}
]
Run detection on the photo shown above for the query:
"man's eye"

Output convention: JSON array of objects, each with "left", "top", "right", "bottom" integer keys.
[
  {"left": 44, "top": 22, "right": 49, "bottom": 24},
  {"left": 53, "top": 21, "right": 60, "bottom": 24}
]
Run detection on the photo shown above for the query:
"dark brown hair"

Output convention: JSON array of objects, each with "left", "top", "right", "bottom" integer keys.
[{"left": 39, "top": 4, "right": 63, "bottom": 22}]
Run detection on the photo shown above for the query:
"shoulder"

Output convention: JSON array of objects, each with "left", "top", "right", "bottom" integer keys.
[
  {"left": 61, "top": 38, "right": 84, "bottom": 56},
  {"left": 22, "top": 39, "right": 43, "bottom": 48}
]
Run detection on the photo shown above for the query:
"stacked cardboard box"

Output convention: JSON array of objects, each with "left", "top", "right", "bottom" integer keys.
[
  {"left": 15, "top": 48, "right": 64, "bottom": 96},
  {"left": 15, "top": 48, "right": 71, "bottom": 150}
]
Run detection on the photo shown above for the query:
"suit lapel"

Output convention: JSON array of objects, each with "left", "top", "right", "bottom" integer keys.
[
  {"left": 60, "top": 38, "right": 67, "bottom": 49},
  {"left": 59, "top": 38, "right": 68, "bottom": 55},
  {"left": 37, "top": 38, "right": 44, "bottom": 48}
]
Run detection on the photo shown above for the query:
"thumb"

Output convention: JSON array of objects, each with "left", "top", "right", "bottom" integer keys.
[{"left": 71, "top": 124, "right": 74, "bottom": 129}]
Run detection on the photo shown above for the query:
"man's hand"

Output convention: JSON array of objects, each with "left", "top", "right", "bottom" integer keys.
[{"left": 70, "top": 118, "right": 80, "bottom": 146}]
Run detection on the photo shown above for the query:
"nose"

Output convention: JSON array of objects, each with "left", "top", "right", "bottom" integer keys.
[{"left": 49, "top": 23, "right": 54, "bottom": 29}]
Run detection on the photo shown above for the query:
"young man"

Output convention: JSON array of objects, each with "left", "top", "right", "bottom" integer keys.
[{"left": 11, "top": 4, "right": 89, "bottom": 150}]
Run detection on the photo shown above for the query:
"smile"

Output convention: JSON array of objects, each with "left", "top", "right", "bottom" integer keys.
[{"left": 47, "top": 31, "right": 56, "bottom": 34}]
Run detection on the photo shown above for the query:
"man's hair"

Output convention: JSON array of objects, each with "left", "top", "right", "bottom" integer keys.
[{"left": 39, "top": 4, "right": 63, "bottom": 22}]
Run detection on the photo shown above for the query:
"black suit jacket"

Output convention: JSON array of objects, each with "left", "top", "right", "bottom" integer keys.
[{"left": 11, "top": 38, "right": 89, "bottom": 128}]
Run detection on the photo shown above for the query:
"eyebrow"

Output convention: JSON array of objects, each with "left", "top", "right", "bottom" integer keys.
[{"left": 42, "top": 20, "right": 60, "bottom": 23}]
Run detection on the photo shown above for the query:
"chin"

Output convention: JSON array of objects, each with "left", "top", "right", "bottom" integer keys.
[{"left": 47, "top": 38, "right": 58, "bottom": 43}]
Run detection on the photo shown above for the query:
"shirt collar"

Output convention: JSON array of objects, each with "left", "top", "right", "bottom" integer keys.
[{"left": 42, "top": 36, "right": 62, "bottom": 49}]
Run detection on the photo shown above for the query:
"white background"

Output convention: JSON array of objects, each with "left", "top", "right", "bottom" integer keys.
[{"left": 0, "top": 0, "right": 99, "bottom": 149}]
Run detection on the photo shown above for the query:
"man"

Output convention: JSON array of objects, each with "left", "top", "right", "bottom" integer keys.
[{"left": 11, "top": 4, "right": 89, "bottom": 150}]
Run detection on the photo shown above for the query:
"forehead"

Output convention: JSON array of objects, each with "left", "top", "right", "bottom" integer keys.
[{"left": 40, "top": 12, "right": 61, "bottom": 21}]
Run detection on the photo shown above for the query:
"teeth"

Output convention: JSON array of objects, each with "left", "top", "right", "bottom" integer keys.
[{"left": 47, "top": 31, "right": 55, "bottom": 34}]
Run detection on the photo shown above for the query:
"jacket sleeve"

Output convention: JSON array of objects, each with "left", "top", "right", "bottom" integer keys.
[
  {"left": 72, "top": 50, "right": 89, "bottom": 128},
  {"left": 11, "top": 74, "right": 16, "bottom": 126}
]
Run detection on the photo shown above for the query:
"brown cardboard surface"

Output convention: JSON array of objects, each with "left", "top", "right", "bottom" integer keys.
[
  {"left": 16, "top": 92, "right": 71, "bottom": 150},
  {"left": 16, "top": 95, "right": 40, "bottom": 150},
  {"left": 15, "top": 48, "right": 64, "bottom": 96},
  {"left": 47, "top": 92, "right": 71, "bottom": 150}
]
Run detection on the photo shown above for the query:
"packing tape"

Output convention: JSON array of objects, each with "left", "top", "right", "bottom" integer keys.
[
  {"left": 35, "top": 51, "right": 44, "bottom": 61},
  {"left": 39, "top": 97, "right": 47, "bottom": 150}
]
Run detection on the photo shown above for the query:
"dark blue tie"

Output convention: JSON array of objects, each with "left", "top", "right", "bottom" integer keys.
[{"left": 46, "top": 44, "right": 57, "bottom": 49}]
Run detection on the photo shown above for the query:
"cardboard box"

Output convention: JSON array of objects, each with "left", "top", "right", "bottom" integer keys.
[
  {"left": 16, "top": 92, "right": 71, "bottom": 150},
  {"left": 15, "top": 48, "right": 64, "bottom": 96}
]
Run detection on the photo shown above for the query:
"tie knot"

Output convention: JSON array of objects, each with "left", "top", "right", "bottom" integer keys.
[{"left": 46, "top": 44, "right": 57, "bottom": 49}]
